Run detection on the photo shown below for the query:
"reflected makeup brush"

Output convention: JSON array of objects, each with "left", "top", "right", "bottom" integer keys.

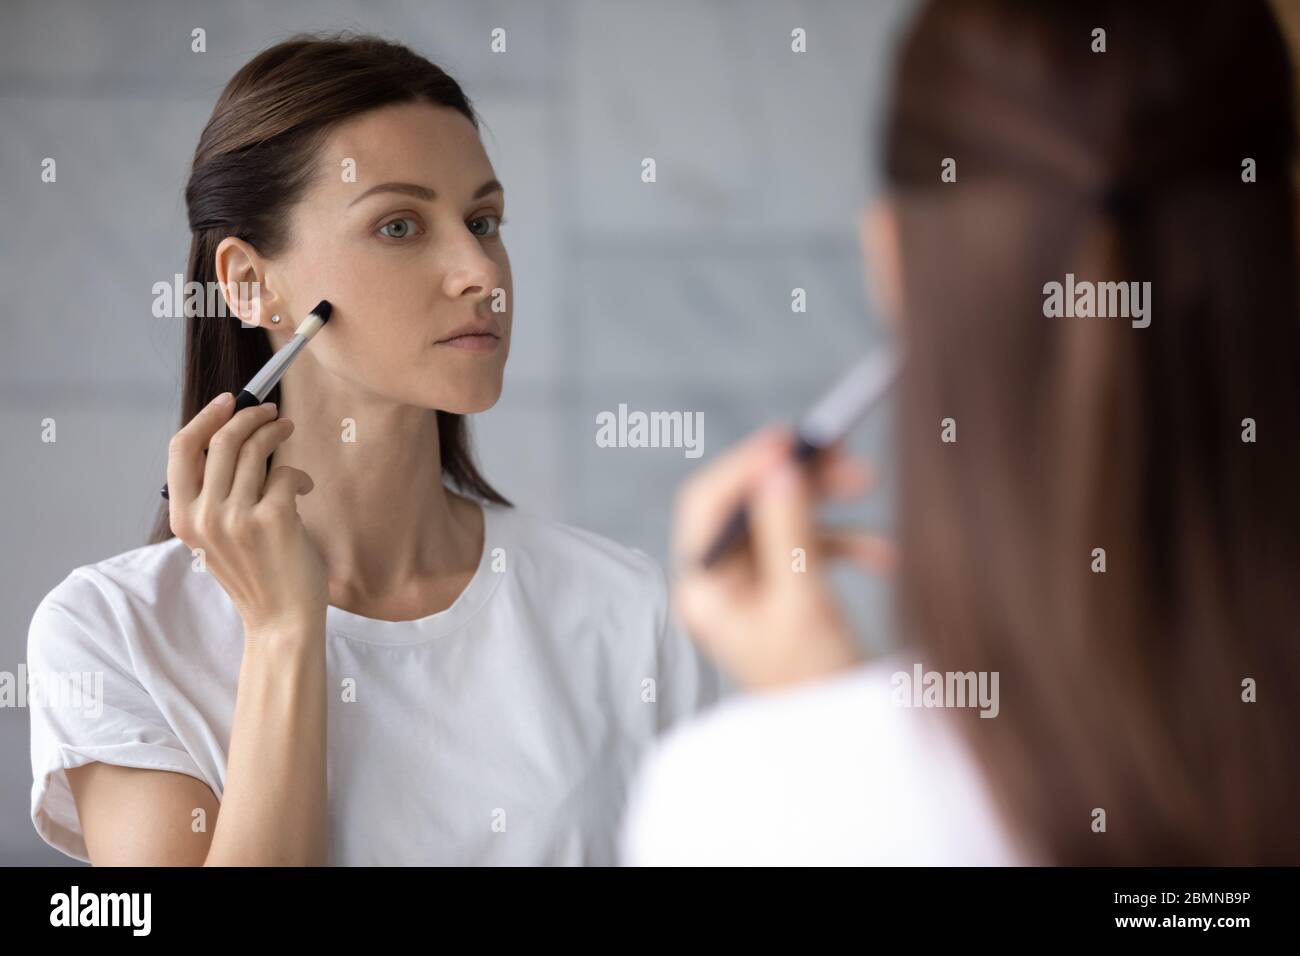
[
  {"left": 696, "top": 346, "right": 899, "bottom": 568},
  {"left": 160, "top": 300, "right": 333, "bottom": 500}
]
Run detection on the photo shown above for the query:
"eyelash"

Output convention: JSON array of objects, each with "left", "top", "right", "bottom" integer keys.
[{"left": 375, "top": 213, "right": 507, "bottom": 243}]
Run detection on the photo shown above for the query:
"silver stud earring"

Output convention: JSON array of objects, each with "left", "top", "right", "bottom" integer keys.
[{"left": 271, "top": 314, "right": 281, "bottom": 324}]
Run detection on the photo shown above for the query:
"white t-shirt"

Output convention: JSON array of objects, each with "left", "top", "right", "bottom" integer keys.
[
  {"left": 27, "top": 501, "right": 719, "bottom": 865},
  {"left": 620, "top": 657, "right": 1027, "bottom": 865}
]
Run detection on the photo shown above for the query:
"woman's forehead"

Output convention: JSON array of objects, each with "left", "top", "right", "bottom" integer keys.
[{"left": 316, "top": 101, "right": 493, "bottom": 201}]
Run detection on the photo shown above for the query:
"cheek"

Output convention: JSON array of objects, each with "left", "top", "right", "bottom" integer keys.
[
  {"left": 332, "top": 308, "right": 429, "bottom": 364},
  {"left": 281, "top": 236, "right": 367, "bottom": 314},
  {"left": 493, "top": 250, "right": 514, "bottom": 316},
  {"left": 309, "top": 316, "right": 425, "bottom": 393},
  {"left": 294, "top": 240, "right": 431, "bottom": 335}
]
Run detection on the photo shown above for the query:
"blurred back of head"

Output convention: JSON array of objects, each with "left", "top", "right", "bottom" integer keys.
[{"left": 885, "top": 0, "right": 1300, "bottom": 863}]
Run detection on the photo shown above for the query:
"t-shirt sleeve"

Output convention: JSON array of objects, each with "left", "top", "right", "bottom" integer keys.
[
  {"left": 27, "top": 569, "right": 208, "bottom": 863},
  {"left": 646, "top": 556, "right": 723, "bottom": 734}
]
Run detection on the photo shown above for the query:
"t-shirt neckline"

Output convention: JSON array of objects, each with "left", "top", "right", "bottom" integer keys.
[{"left": 324, "top": 500, "right": 507, "bottom": 645}]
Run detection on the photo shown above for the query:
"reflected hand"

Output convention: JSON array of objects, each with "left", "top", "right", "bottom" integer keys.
[{"left": 671, "top": 425, "right": 894, "bottom": 691}]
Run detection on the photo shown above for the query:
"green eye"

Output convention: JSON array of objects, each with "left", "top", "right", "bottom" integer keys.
[
  {"left": 468, "top": 214, "right": 502, "bottom": 237},
  {"left": 379, "top": 218, "right": 417, "bottom": 239}
]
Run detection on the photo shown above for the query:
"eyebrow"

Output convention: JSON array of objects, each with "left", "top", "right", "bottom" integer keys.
[{"left": 347, "top": 178, "right": 504, "bottom": 207}]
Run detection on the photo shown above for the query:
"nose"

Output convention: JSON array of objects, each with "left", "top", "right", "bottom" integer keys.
[{"left": 441, "top": 226, "right": 500, "bottom": 302}]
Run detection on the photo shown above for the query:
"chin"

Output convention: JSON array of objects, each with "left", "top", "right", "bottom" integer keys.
[{"left": 431, "top": 382, "right": 503, "bottom": 415}]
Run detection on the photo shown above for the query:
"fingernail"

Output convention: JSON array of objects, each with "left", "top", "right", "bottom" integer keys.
[
  {"left": 213, "top": 392, "right": 234, "bottom": 407},
  {"left": 263, "top": 402, "right": 277, "bottom": 415}
]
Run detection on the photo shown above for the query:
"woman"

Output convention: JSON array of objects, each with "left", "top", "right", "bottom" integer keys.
[
  {"left": 27, "top": 34, "right": 717, "bottom": 866},
  {"left": 623, "top": 0, "right": 1300, "bottom": 865}
]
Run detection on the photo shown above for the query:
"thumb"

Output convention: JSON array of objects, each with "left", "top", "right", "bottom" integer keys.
[{"left": 262, "top": 465, "right": 314, "bottom": 507}]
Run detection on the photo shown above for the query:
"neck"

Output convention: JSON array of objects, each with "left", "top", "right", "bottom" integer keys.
[{"left": 269, "top": 372, "right": 482, "bottom": 610}]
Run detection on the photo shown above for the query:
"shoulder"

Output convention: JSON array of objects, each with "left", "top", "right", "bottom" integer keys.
[
  {"left": 39, "top": 537, "right": 193, "bottom": 601},
  {"left": 28, "top": 538, "right": 196, "bottom": 664},
  {"left": 484, "top": 503, "right": 719, "bottom": 728},
  {"left": 490, "top": 503, "right": 667, "bottom": 608},
  {"left": 629, "top": 660, "right": 896, "bottom": 800},
  {"left": 621, "top": 657, "right": 1016, "bottom": 865}
]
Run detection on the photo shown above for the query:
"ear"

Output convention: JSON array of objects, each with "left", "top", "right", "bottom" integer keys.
[
  {"left": 859, "top": 199, "right": 903, "bottom": 331},
  {"left": 213, "top": 237, "right": 287, "bottom": 330}
]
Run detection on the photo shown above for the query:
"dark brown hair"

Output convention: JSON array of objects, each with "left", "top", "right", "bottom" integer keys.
[
  {"left": 149, "top": 33, "right": 509, "bottom": 545},
  {"left": 887, "top": 0, "right": 1300, "bottom": 862}
]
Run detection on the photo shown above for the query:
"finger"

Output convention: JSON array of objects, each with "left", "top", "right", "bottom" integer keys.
[
  {"left": 816, "top": 527, "right": 897, "bottom": 575},
  {"left": 809, "top": 447, "right": 875, "bottom": 501},
  {"left": 258, "top": 465, "right": 314, "bottom": 513},
  {"left": 673, "top": 569, "right": 750, "bottom": 654},
  {"left": 202, "top": 402, "right": 280, "bottom": 501},
  {"left": 229, "top": 418, "right": 296, "bottom": 504},
  {"left": 166, "top": 392, "right": 236, "bottom": 507},
  {"left": 673, "top": 424, "right": 793, "bottom": 564},
  {"left": 671, "top": 530, "right": 757, "bottom": 603},
  {"left": 750, "top": 458, "right": 820, "bottom": 588}
]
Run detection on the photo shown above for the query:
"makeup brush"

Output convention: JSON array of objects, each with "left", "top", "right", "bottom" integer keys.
[{"left": 160, "top": 300, "right": 333, "bottom": 500}]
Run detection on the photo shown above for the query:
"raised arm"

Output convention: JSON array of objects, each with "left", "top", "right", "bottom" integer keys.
[{"left": 63, "top": 392, "right": 333, "bottom": 866}]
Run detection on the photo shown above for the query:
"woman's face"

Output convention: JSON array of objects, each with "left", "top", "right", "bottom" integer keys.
[{"left": 263, "top": 100, "right": 512, "bottom": 414}]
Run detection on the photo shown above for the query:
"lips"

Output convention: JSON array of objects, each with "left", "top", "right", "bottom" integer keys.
[{"left": 435, "top": 317, "right": 503, "bottom": 345}]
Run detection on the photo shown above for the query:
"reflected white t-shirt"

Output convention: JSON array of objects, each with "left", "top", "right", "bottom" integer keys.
[
  {"left": 620, "top": 658, "right": 1025, "bottom": 865},
  {"left": 27, "top": 501, "right": 719, "bottom": 865}
]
